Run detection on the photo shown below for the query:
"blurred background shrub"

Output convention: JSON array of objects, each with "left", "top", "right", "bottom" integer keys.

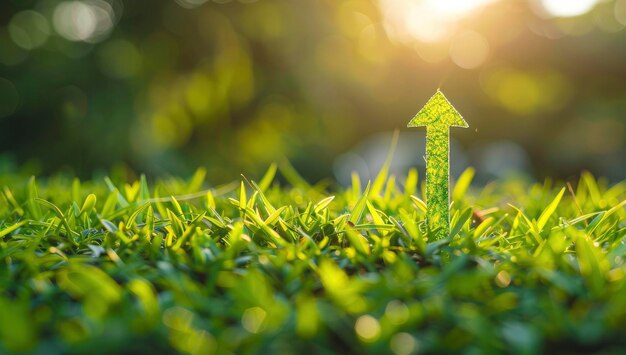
[{"left": 0, "top": 0, "right": 624, "bottom": 183}]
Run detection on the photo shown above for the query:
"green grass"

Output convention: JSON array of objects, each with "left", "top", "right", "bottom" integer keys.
[{"left": 0, "top": 163, "right": 625, "bottom": 354}]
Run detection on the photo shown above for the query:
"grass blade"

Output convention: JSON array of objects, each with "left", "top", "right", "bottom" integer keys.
[{"left": 537, "top": 187, "right": 565, "bottom": 232}]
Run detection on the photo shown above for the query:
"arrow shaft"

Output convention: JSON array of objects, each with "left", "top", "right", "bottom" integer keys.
[{"left": 425, "top": 126, "right": 450, "bottom": 240}]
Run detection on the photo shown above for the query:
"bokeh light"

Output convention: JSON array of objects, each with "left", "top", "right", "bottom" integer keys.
[
  {"left": 616, "top": 0, "right": 626, "bottom": 25},
  {"left": 449, "top": 30, "right": 490, "bottom": 69},
  {"left": 355, "top": 315, "right": 381, "bottom": 342},
  {"left": 390, "top": 332, "right": 418, "bottom": 355},
  {"left": 52, "top": 0, "right": 116, "bottom": 43},
  {"left": 8, "top": 11, "right": 50, "bottom": 50},
  {"left": 481, "top": 67, "right": 569, "bottom": 115},
  {"left": 241, "top": 307, "right": 267, "bottom": 334}
]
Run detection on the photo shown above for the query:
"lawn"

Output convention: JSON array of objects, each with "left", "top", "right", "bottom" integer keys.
[{"left": 0, "top": 162, "right": 625, "bottom": 354}]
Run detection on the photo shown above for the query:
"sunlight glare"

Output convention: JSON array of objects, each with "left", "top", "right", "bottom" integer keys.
[
  {"left": 380, "top": 0, "right": 497, "bottom": 43},
  {"left": 538, "top": 0, "right": 599, "bottom": 18},
  {"left": 428, "top": 0, "right": 495, "bottom": 16}
]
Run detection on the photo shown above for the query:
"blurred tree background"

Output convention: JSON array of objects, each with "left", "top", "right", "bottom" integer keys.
[{"left": 0, "top": 0, "right": 624, "bottom": 183}]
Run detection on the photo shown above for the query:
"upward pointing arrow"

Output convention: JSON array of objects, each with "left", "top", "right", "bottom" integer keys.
[{"left": 407, "top": 90, "right": 468, "bottom": 240}]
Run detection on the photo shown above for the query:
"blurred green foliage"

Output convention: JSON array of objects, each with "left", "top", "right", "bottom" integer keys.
[
  {"left": 0, "top": 165, "right": 625, "bottom": 353},
  {"left": 0, "top": 0, "right": 625, "bottom": 181}
]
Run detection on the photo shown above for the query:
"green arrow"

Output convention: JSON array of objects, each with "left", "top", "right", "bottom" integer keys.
[{"left": 407, "top": 90, "right": 468, "bottom": 240}]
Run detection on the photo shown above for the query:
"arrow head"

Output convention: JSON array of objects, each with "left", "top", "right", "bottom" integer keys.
[{"left": 407, "top": 90, "right": 469, "bottom": 129}]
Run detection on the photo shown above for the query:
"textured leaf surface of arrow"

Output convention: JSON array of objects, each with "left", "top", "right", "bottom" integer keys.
[{"left": 408, "top": 90, "right": 468, "bottom": 240}]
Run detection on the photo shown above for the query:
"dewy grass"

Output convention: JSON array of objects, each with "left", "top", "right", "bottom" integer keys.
[{"left": 0, "top": 165, "right": 625, "bottom": 354}]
